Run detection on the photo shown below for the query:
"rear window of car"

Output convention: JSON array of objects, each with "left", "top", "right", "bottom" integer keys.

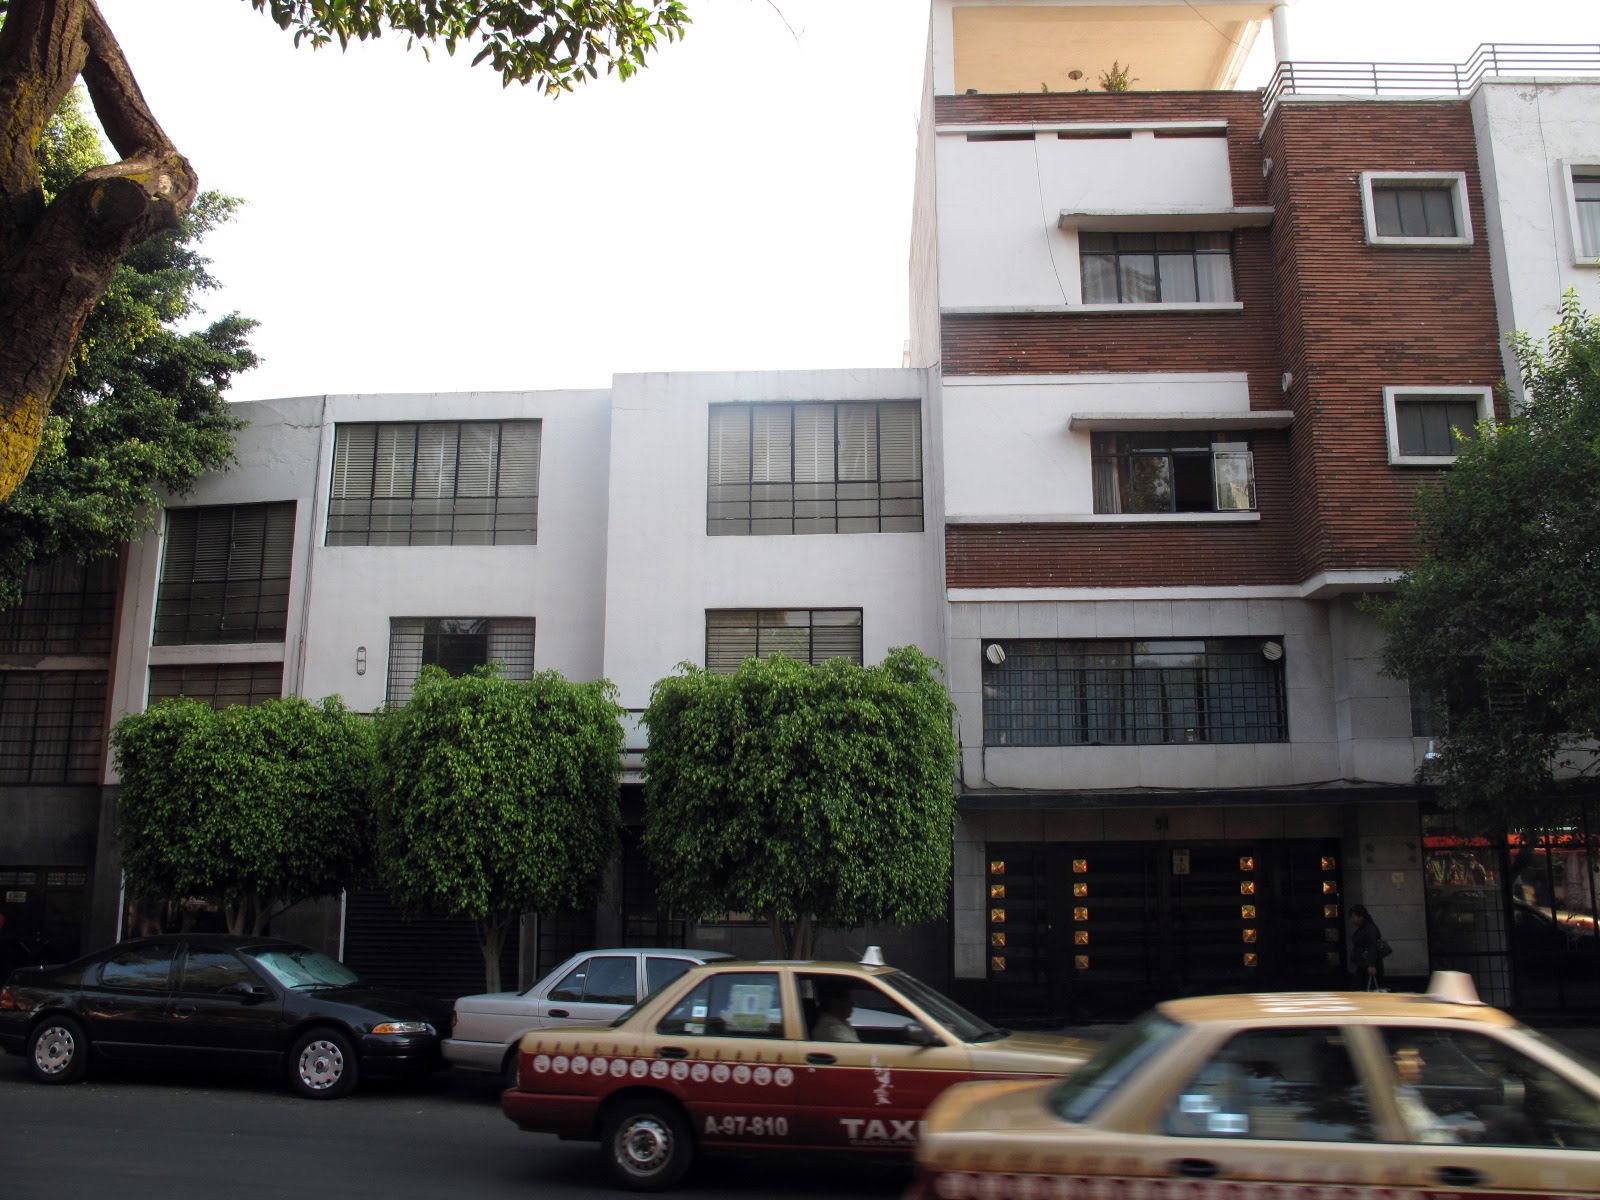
[
  {"left": 1051, "top": 1012, "right": 1182, "bottom": 1123},
  {"left": 646, "top": 957, "right": 697, "bottom": 996}
]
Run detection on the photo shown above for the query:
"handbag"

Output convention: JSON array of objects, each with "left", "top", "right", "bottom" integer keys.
[{"left": 1378, "top": 939, "right": 1393, "bottom": 959}]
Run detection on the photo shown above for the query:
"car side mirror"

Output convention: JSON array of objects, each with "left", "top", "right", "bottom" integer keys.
[{"left": 903, "top": 1021, "right": 941, "bottom": 1047}]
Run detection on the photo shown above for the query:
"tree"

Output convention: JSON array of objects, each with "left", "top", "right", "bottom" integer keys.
[
  {"left": 111, "top": 695, "right": 377, "bottom": 934},
  {"left": 374, "top": 665, "right": 624, "bottom": 992},
  {"left": 0, "top": 85, "right": 250, "bottom": 609},
  {"left": 0, "top": 1, "right": 690, "bottom": 504},
  {"left": 640, "top": 647, "right": 958, "bottom": 959},
  {"left": 1376, "top": 293, "right": 1600, "bottom": 831}
]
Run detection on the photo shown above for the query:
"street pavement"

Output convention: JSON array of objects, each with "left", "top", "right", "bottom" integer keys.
[{"left": 0, "top": 1052, "right": 908, "bottom": 1200}]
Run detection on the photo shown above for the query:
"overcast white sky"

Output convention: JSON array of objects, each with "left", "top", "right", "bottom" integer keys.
[{"left": 96, "top": 0, "right": 1596, "bottom": 403}]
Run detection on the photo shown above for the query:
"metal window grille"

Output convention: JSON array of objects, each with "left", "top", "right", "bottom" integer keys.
[
  {"left": 1372, "top": 185, "right": 1459, "bottom": 238},
  {"left": 707, "top": 401, "right": 923, "bottom": 535},
  {"left": 982, "top": 639, "right": 1287, "bottom": 747},
  {"left": 705, "top": 609, "right": 864, "bottom": 674},
  {"left": 154, "top": 503, "right": 295, "bottom": 646},
  {"left": 326, "top": 420, "right": 540, "bottom": 546},
  {"left": 0, "top": 670, "right": 107, "bottom": 783},
  {"left": 147, "top": 663, "right": 284, "bottom": 709},
  {"left": 1396, "top": 398, "right": 1479, "bottom": 457},
  {"left": 1091, "top": 432, "right": 1256, "bottom": 514},
  {"left": 0, "top": 556, "right": 118, "bottom": 657},
  {"left": 1079, "top": 232, "right": 1235, "bottom": 304},
  {"left": 385, "top": 617, "right": 534, "bottom": 706}
]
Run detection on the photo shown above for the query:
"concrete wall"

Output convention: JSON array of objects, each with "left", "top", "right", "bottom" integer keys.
[{"left": 1471, "top": 80, "right": 1600, "bottom": 400}]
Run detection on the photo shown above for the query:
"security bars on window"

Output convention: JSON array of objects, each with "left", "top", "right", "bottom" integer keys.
[
  {"left": 0, "top": 670, "right": 107, "bottom": 784},
  {"left": 385, "top": 617, "right": 535, "bottom": 706},
  {"left": 327, "top": 421, "right": 541, "bottom": 546},
  {"left": 1079, "top": 232, "right": 1235, "bottom": 304},
  {"left": 148, "top": 663, "right": 284, "bottom": 710},
  {"left": 707, "top": 401, "right": 923, "bottom": 535},
  {"left": 982, "top": 639, "right": 1287, "bottom": 747},
  {"left": 705, "top": 609, "right": 864, "bottom": 674},
  {"left": 154, "top": 503, "right": 296, "bottom": 646}
]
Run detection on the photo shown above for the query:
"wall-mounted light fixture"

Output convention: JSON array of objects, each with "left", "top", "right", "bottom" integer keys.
[
  {"left": 1067, "top": 69, "right": 1084, "bottom": 81},
  {"left": 356, "top": 646, "right": 367, "bottom": 676}
]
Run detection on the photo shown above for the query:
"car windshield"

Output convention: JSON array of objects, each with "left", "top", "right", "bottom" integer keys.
[
  {"left": 876, "top": 970, "right": 1006, "bottom": 1043},
  {"left": 1520, "top": 1024, "right": 1600, "bottom": 1075},
  {"left": 246, "top": 946, "right": 361, "bottom": 990},
  {"left": 1050, "top": 1012, "right": 1182, "bottom": 1123}
]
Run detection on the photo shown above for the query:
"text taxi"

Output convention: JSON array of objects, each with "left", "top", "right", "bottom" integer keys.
[
  {"left": 908, "top": 972, "right": 1600, "bottom": 1200},
  {"left": 499, "top": 954, "right": 1095, "bottom": 1189}
]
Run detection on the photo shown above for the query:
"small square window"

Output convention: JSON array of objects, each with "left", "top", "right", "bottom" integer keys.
[
  {"left": 1360, "top": 172, "right": 1472, "bottom": 248},
  {"left": 1383, "top": 386, "right": 1492, "bottom": 465}
]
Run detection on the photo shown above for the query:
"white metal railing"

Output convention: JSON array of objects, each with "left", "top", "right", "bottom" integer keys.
[{"left": 1264, "top": 43, "right": 1600, "bottom": 110}]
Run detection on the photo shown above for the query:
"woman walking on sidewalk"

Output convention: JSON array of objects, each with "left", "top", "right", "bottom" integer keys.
[{"left": 1350, "top": 904, "right": 1386, "bottom": 990}]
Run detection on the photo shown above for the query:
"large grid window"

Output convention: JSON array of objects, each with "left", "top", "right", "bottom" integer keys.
[
  {"left": 982, "top": 639, "right": 1287, "bottom": 747},
  {"left": 0, "top": 670, "right": 106, "bottom": 783},
  {"left": 707, "top": 401, "right": 922, "bottom": 536},
  {"left": 148, "top": 664, "right": 283, "bottom": 709},
  {"left": 327, "top": 421, "right": 540, "bottom": 546},
  {"left": 1079, "top": 232, "right": 1234, "bottom": 304},
  {"left": 155, "top": 503, "right": 295, "bottom": 646},
  {"left": 0, "top": 556, "right": 117, "bottom": 657},
  {"left": 1092, "top": 432, "right": 1255, "bottom": 514},
  {"left": 705, "top": 609, "right": 863, "bottom": 674},
  {"left": 385, "top": 617, "right": 534, "bottom": 706}
]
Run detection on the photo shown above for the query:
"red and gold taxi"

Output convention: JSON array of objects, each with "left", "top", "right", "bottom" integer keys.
[
  {"left": 909, "top": 972, "right": 1600, "bottom": 1199},
  {"left": 499, "top": 955, "right": 1094, "bottom": 1189}
]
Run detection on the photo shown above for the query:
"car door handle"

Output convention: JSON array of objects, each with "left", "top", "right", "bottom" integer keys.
[
  {"left": 658, "top": 1047, "right": 689, "bottom": 1059},
  {"left": 1437, "top": 1167, "right": 1482, "bottom": 1188},
  {"left": 1172, "top": 1159, "right": 1219, "bottom": 1180},
  {"left": 174, "top": 1004, "right": 197, "bottom": 1016},
  {"left": 548, "top": 1009, "right": 570, "bottom": 1019},
  {"left": 806, "top": 1052, "right": 837, "bottom": 1065}
]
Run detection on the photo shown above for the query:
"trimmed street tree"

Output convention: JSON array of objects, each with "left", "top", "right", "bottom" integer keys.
[
  {"left": 0, "top": 0, "right": 689, "bottom": 502},
  {"left": 640, "top": 646, "right": 959, "bottom": 959},
  {"left": 111, "top": 695, "right": 377, "bottom": 934},
  {"left": 374, "top": 666, "right": 624, "bottom": 992},
  {"left": 1, "top": 86, "right": 250, "bottom": 608},
  {"left": 1376, "top": 294, "right": 1600, "bottom": 831}
]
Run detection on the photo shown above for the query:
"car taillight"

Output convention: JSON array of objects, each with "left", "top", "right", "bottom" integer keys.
[{"left": 0, "top": 987, "right": 31, "bottom": 1011}]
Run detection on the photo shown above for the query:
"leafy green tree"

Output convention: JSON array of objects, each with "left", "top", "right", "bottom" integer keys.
[
  {"left": 640, "top": 647, "right": 958, "bottom": 959},
  {"left": 0, "top": 85, "right": 250, "bottom": 609},
  {"left": 374, "top": 666, "right": 624, "bottom": 992},
  {"left": 0, "top": 1, "right": 690, "bottom": 503},
  {"left": 111, "top": 696, "right": 377, "bottom": 934},
  {"left": 1377, "top": 293, "right": 1600, "bottom": 831}
]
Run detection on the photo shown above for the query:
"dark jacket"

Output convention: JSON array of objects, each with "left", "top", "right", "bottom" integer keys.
[{"left": 1351, "top": 918, "right": 1385, "bottom": 979}]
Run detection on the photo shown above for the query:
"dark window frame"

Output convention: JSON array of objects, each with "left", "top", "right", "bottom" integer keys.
[
  {"left": 705, "top": 608, "right": 864, "bottom": 674},
  {"left": 1079, "top": 231, "right": 1235, "bottom": 305},
  {"left": 384, "top": 616, "right": 535, "bottom": 706},
  {"left": 706, "top": 400, "right": 924, "bottom": 536},
  {"left": 0, "top": 556, "right": 118, "bottom": 658},
  {"left": 982, "top": 638, "right": 1288, "bottom": 747},
  {"left": 147, "top": 663, "right": 283, "bottom": 710},
  {"left": 0, "top": 669, "right": 107, "bottom": 784},
  {"left": 1371, "top": 184, "right": 1459, "bottom": 239},
  {"left": 1090, "top": 431, "right": 1256, "bottom": 514},
  {"left": 326, "top": 419, "right": 541, "bottom": 547},
  {"left": 154, "top": 502, "right": 295, "bottom": 646}
]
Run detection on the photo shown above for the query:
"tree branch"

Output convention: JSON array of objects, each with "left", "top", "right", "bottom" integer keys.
[{"left": 78, "top": 1, "right": 178, "bottom": 160}]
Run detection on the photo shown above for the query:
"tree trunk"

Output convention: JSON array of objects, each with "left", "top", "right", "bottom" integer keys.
[
  {"left": 0, "top": 0, "right": 197, "bottom": 501},
  {"left": 768, "top": 912, "right": 818, "bottom": 959},
  {"left": 475, "top": 914, "right": 512, "bottom": 994}
]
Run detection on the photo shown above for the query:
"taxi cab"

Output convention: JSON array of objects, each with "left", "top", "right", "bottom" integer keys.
[
  {"left": 908, "top": 972, "right": 1600, "bottom": 1199},
  {"left": 499, "top": 953, "right": 1095, "bottom": 1189}
]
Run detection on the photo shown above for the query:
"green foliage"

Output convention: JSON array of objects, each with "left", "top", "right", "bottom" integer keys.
[
  {"left": 249, "top": 0, "right": 691, "bottom": 92},
  {"left": 111, "top": 697, "right": 377, "bottom": 933},
  {"left": 0, "top": 88, "right": 251, "bottom": 610},
  {"left": 1376, "top": 294, "right": 1600, "bottom": 830},
  {"left": 640, "top": 647, "right": 958, "bottom": 957},
  {"left": 1099, "top": 61, "right": 1136, "bottom": 92},
  {"left": 374, "top": 665, "right": 624, "bottom": 990}
]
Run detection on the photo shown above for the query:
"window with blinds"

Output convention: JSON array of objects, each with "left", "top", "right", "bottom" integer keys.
[
  {"left": 0, "top": 556, "right": 118, "bottom": 657},
  {"left": 148, "top": 664, "right": 283, "bottom": 709},
  {"left": 385, "top": 617, "right": 535, "bottom": 706},
  {"left": 707, "top": 401, "right": 923, "bottom": 535},
  {"left": 0, "top": 670, "right": 107, "bottom": 784},
  {"left": 327, "top": 421, "right": 540, "bottom": 546},
  {"left": 154, "top": 503, "right": 296, "bottom": 646},
  {"left": 705, "top": 609, "right": 863, "bottom": 674}
]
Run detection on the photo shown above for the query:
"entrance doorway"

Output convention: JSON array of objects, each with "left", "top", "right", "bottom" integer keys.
[{"left": 983, "top": 838, "right": 1344, "bottom": 1020}]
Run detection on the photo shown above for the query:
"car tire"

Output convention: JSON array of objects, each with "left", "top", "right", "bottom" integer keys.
[
  {"left": 288, "top": 1027, "right": 359, "bottom": 1100},
  {"left": 500, "top": 1045, "right": 520, "bottom": 1092},
  {"left": 602, "top": 1097, "right": 694, "bottom": 1191},
  {"left": 27, "top": 1016, "right": 90, "bottom": 1085}
]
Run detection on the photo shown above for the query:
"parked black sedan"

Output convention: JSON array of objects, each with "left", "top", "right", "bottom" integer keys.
[{"left": 0, "top": 934, "right": 451, "bottom": 1099}]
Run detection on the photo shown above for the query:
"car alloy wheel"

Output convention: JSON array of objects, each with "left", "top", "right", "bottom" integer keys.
[
  {"left": 289, "top": 1028, "right": 359, "bottom": 1099},
  {"left": 28, "top": 1017, "right": 89, "bottom": 1084},
  {"left": 604, "top": 1098, "right": 693, "bottom": 1190}
]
